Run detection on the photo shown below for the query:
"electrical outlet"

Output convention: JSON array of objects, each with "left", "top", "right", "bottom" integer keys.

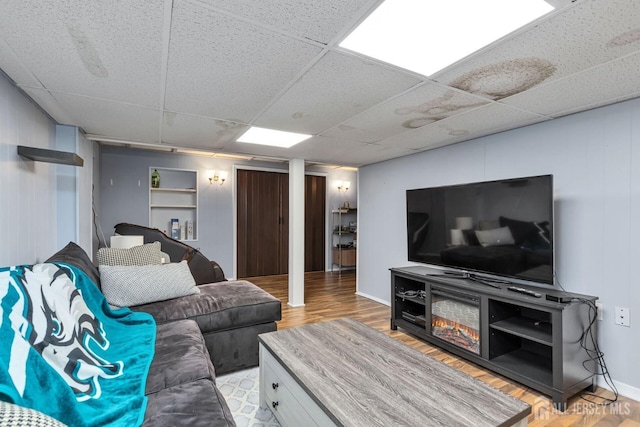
[
  {"left": 595, "top": 302, "right": 603, "bottom": 321},
  {"left": 615, "top": 306, "right": 630, "bottom": 327}
]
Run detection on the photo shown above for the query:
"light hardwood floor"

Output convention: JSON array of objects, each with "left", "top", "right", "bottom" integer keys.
[{"left": 249, "top": 270, "right": 640, "bottom": 427}]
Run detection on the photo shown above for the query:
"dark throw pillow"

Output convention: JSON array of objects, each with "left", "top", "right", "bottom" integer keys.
[
  {"left": 462, "top": 229, "right": 481, "bottom": 246},
  {"left": 45, "top": 242, "right": 100, "bottom": 287}
]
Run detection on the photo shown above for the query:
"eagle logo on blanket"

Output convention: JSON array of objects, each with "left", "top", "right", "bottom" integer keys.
[{"left": 1, "top": 263, "right": 123, "bottom": 402}]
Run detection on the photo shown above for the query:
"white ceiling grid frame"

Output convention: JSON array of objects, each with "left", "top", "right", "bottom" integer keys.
[
  {"left": 194, "top": 0, "right": 378, "bottom": 45},
  {"left": 254, "top": 51, "right": 422, "bottom": 134},
  {"left": 158, "top": 0, "right": 176, "bottom": 144},
  {"left": 0, "top": 0, "right": 166, "bottom": 108},
  {"left": 164, "top": 0, "right": 324, "bottom": 122}
]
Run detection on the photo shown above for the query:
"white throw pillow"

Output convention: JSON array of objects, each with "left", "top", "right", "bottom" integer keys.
[
  {"left": 96, "top": 241, "right": 163, "bottom": 266},
  {"left": 475, "top": 227, "right": 515, "bottom": 247},
  {"left": 0, "top": 401, "right": 67, "bottom": 427},
  {"left": 99, "top": 261, "right": 199, "bottom": 307}
]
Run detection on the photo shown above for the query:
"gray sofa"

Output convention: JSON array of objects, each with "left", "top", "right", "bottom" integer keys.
[{"left": 45, "top": 242, "right": 282, "bottom": 426}]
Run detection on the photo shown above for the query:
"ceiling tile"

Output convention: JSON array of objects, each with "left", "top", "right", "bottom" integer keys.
[
  {"left": 195, "top": 0, "right": 375, "bottom": 44},
  {"left": 164, "top": 0, "right": 323, "bottom": 122},
  {"left": 20, "top": 88, "right": 74, "bottom": 125},
  {"left": 377, "top": 103, "right": 547, "bottom": 150},
  {"left": 0, "top": 0, "right": 165, "bottom": 107},
  {"left": 434, "top": 0, "right": 640, "bottom": 100},
  {"left": 0, "top": 39, "right": 42, "bottom": 88},
  {"left": 322, "top": 83, "right": 489, "bottom": 143},
  {"left": 503, "top": 52, "right": 640, "bottom": 117},
  {"left": 48, "top": 92, "right": 161, "bottom": 143},
  {"left": 161, "top": 112, "right": 248, "bottom": 150},
  {"left": 254, "top": 51, "right": 422, "bottom": 134}
]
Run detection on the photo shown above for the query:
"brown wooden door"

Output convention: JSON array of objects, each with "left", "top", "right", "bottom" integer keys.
[
  {"left": 305, "top": 175, "right": 325, "bottom": 272},
  {"left": 237, "top": 170, "right": 325, "bottom": 277},
  {"left": 237, "top": 170, "right": 288, "bottom": 277}
]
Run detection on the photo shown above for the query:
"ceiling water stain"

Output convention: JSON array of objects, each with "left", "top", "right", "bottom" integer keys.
[
  {"left": 211, "top": 120, "right": 246, "bottom": 144},
  {"left": 338, "top": 124, "right": 357, "bottom": 132},
  {"left": 439, "top": 123, "right": 470, "bottom": 137},
  {"left": 396, "top": 90, "right": 486, "bottom": 129},
  {"left": 66, "top": 24, "right": 109, "bottom": 78},
  {"left": 606, "top": 28, "right": 640, "bottom": 48},
  {"left": 450, "top": 58, "right": 556, "bottom": 100},
  {"left": 292, "top": 112, "right": 306, "bottom": 119}
]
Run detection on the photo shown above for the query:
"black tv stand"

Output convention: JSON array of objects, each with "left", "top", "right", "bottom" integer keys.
[{"left": 391, "top": 266, "right": 598, "bottom": 406}]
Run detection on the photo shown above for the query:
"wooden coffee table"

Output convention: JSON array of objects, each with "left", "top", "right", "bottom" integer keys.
[{"left": 258, "top": 318, "right": 529, "bottom": 427}]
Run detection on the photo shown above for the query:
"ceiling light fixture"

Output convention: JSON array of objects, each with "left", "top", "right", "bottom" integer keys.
[
  {"left": 236, "top": 126, "right": 312, "bottom": 148},
  {"left": 339, "top": 0, "right": 555, "bottom": 77}
]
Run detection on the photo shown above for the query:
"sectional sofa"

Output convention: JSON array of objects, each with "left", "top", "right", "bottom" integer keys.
[{"left": 0, "top": 241, "right": 282, "bottom": 426}]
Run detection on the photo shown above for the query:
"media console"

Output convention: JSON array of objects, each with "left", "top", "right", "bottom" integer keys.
[{"left": 390, "top": 266, "right": 598, "bottom": 406}]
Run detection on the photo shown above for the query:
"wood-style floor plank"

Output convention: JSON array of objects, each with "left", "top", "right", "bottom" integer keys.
[{"left": 249, "top": 270, "right": 640, "bottom": 427}]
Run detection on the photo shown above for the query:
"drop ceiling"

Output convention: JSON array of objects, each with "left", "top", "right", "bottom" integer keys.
[{"left": 1, "top": 0, "right": 639, "bottom": 167}]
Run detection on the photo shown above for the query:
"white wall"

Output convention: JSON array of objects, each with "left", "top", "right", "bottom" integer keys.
[
  {"left": 99, "top": 146, "right": 357, "bottom": 276},
  {"left": 0, "top": 73, "right": 57, "bottom": 264},
  {"left": 358, "top": 97, "right": 640, "bottom": 398}
]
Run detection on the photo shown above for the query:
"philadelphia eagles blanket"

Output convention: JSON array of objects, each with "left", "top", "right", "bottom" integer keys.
[{"left": 0, "top": 263, "right": 156, "bottom": 426}]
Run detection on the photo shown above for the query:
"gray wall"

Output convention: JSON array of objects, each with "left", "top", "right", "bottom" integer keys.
[
  {"left": 0, "top": 73, "right": 57, "bottom": 264},
  {"left": 358, "top": 96, "right": 640, "bottom": 397},
  {"left": 0, "top": 74, "right": 95, "bottom": 264},
  {"left": 99, "top": 146, "right": 357, "bottom": 277}
]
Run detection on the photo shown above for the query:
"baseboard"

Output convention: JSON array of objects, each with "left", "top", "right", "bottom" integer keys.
[
  {"left": 597, "top": 378, "right": 640, "bottom": 402},
  {"left": 355, "top": 291, "right": 390, "bottom": 307}
]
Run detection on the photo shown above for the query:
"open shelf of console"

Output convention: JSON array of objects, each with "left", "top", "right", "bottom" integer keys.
[{"left": 390, "top": 266, "right": 598, "bottom": 406}]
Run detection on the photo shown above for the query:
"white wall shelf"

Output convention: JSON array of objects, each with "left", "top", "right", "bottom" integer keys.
[{"left": 149, "top": 167, "right": 198, "bottom": 240}]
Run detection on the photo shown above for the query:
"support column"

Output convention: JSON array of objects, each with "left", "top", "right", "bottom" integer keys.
[{"left": 288, "top": 158, "right": 305, "bottom": 307}]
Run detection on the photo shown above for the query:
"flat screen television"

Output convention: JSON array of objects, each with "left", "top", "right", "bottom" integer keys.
[{"left": 406, "top": 175, "right": 554, "bottom": 286}]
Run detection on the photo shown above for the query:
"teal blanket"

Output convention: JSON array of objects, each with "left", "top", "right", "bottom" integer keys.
[{"left": 0, "top": 263, "right": 156, "bottom": 426}]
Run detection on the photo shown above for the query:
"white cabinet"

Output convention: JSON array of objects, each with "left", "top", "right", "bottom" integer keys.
[
  {"left": 259, "top": 345, "right": 335, "bottom": 427},
  {"left": 149, "top": 167, "right": 198, "bottom": 240}
]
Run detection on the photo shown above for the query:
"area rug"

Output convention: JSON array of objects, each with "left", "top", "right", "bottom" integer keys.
[{"left": 216, "top": 367, "right": 280, "bottom": 427}]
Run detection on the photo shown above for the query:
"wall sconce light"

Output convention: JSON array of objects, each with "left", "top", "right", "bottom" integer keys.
[
  {"left": 337, "top": 181, "right": 351, "bottom": 192},
  {"left": 209, "top": 170, "right": 228, "bottom": 185}
]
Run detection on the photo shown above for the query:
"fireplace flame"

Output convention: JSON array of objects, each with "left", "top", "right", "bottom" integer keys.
[{"left": 432, "top": 315, "right": 480, "bottom": 354}]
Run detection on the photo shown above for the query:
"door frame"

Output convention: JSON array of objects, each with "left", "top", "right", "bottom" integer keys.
[{"left": 232, "top": 164, "right": 329, "bottom": 279}]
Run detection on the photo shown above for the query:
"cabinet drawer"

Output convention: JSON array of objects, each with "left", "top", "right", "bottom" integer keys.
[{"left": 260, "top": 346, "right": 335, "bottom": 427}]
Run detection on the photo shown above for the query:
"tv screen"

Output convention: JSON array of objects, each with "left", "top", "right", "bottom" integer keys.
[{"left": 407, "top": 175, "right": 554, "bottom": 285}]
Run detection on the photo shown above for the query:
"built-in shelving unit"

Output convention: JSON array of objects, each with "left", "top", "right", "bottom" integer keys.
[
  {"left": 390, "top": 266, "right": 598, "bottom": 407},
  {"left": 149, "top": 167, "right": 198, "bottom": 241},
  {"left": 331, "top": 208, "right": 357, "bottom": 271},
  {"left": 17, "top": 145, "right": 84, "bottom": 166}
]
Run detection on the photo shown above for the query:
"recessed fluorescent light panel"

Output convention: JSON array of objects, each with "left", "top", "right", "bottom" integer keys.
[
  {"left": 340, "top": 0, "right": 554, "bottom": 76},
  {"left": 236, "top": 127, "right": 312, "bottom": 148}
]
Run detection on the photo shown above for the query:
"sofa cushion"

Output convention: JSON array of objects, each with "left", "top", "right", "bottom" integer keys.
[
  {"left": 99, "top": 261, "right": 199, "bottom": 307},
  {"left": 145, "top": 320, "right": 215, "bottom": 395},
  {"left": 133, "top": 280, "right": 281, "bottom": 333},
  {"left": 144, "top": 379, "right": 235, "bottom": 427},
  {"left": 45, "top": 242, "right": 100, "bottom": 287},
  {"left": 96, "top": 242, "right": 163, "bottom": 266}
]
